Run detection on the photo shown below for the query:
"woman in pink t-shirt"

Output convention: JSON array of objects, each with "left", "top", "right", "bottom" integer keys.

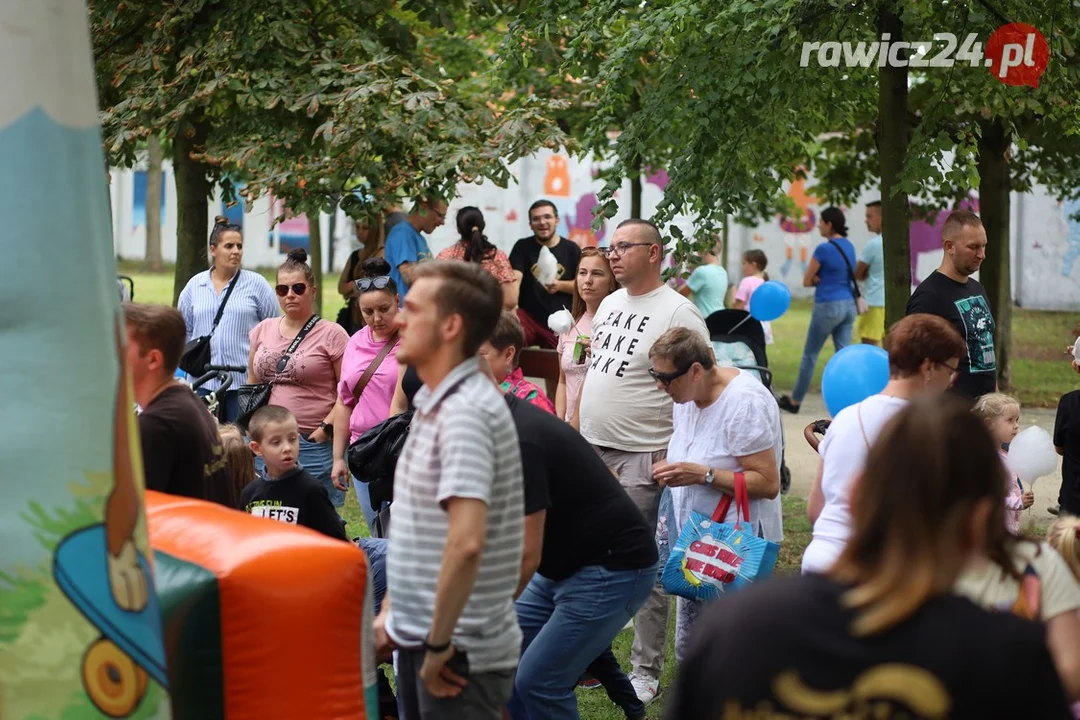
[
  {"left": 556, "top": 247, "right": 620, "bottom": 424},
  {"left": 328, "top": 258, "right": 401, "bottom": 531},
  {"left": 436, "top": 206, "right": 517, "bottom": 310},
  {"left": 248, "top": 248, "right": 349, "bottom": 507},
  {"left": 732, "top": 249, "right": 773, "bottom": 345}
]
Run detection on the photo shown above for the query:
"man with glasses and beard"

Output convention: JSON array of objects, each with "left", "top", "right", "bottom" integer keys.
[
  {"left": 573, "top": 218, "right": 709, "bottom": 708},
  {"left": 510, "top": 200, "right": 581, "bottom": 348},
  {"left": 906, "top": 209, "right": 997, "bottom": 402}
]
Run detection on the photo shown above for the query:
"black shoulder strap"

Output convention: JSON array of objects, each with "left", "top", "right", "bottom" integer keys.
[
  {"left": 274, "top": 315, "right": 322, "bottom": 375},
  {"left": 210, "top": 270, "right": 241, "bottom": 334},
  {"left": 827, "top": 239, "right": 862, "bottom": 299}
]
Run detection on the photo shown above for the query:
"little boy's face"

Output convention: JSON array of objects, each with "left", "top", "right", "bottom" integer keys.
[{"left": 250, "top": 419, "right": 300, "bottom": 475}]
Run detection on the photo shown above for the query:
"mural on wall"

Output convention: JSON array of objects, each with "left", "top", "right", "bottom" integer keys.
[
  {"left": 910, "top": 197, "right": 980, "bottom": 284},
  {"left": 131, "top": 170, "right": 167, "bottom": 234},
  {"left": 270, "top": 194, "right": 309, "bottom": 253},
  {"left": 1061, "top": 198, "right": 1080, "bottom": 277}
]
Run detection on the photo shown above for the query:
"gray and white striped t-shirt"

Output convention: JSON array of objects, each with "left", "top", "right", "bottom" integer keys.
[{"left": 385, "top": 358, "right": 524, "bottom": 673}]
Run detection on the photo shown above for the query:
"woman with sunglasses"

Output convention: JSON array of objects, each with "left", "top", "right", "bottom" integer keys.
[
  {"left": 436, "top": 206, "right": 518, "bottom": 310},
  {"left": 248, "top": 248, "right": 350, "bottom": 508},
  {"left": 557, "top": 247, "right": 620, "bottom": 424},
  {"left": 328, "top": 258, "right": 402, "bottom": 532},
  {"left": 647, "top": 326, "right": 785, "bottom": 666},
  {"left": 177, "top": 216, "right": 278, "bottom": 420},
  {"left": 801, "top": 313, "right": 965, "bottom": 575}
]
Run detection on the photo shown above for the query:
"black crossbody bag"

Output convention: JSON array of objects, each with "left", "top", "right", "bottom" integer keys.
[
  {"left": 178, "top": 271, "right": 240, "bottom": 375},
  {"left": 235, "top": 314, "right": 321, "bottom": 432}
]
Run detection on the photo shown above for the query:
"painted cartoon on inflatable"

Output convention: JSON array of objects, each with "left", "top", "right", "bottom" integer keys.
[{"left": 0, "top": 2, "right": 170, "bottom": 717}]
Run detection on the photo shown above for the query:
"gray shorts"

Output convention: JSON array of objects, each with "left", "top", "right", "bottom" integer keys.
[{"left": 396, "top": 648, "right": 515, "bottom": 720}]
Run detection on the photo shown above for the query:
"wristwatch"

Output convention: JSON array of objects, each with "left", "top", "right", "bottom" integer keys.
[
  {"left": 704, "top": 468, "right": 715, "bottom": 485},
  {"left": 319, "top": 421, "right": 333, "bottom": 437}
]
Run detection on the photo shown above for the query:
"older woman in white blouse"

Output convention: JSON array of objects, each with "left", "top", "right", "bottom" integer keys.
[{"left": 648, "top": 327, "right": 784, "bottom": 664}]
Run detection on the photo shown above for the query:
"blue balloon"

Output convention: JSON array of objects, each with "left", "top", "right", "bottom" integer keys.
[
  {"left": 821, "top": 344, "right": 890, "bottom": 417},
  {"left": 748, "top": 281, "right": 792, "bottom": 322}
]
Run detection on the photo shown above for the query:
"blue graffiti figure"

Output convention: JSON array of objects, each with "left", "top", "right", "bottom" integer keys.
[{"left": 1062, "top": 198, "right": 1080, "bottom": 278}]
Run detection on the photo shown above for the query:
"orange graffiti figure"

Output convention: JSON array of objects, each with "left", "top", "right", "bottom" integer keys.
[
  {"left": 544, "top": 155, "right": 571, "bottom": 197},
  {"left": 779, "top": 176, "right": 819, "bottom": 278},
  {"left": 104, "top": 318, "right": 149, "bottom": 612}
]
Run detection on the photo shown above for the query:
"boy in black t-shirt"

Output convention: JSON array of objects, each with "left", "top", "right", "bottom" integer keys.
[{"left": 241, "top": 405, "right": 348, "bottom": 541}]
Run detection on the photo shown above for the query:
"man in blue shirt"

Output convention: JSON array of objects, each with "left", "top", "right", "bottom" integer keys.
[
  {"left": 384, "top": 197, "right": 447, "bottom": 296},
  {"left": 855, "top": 200, "right": 885, "bottom": 345}
]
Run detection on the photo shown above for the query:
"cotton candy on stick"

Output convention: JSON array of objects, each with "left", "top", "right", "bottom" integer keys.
[
  {"left": 536, "top": 245, "right": 559, "bottom": 286},
  {"left": 1007, "top": 426, "right": 1058, "bottom": 487},
  {"left": 547, "top": 308, "right": 574, "bottom": 335}
]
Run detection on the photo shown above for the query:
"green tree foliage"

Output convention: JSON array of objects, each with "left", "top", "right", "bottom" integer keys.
[{"left": 90, "top": 0, "right": 565, "bottom": 299}]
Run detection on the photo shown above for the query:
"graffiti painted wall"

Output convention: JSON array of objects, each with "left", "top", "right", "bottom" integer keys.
[{"left": 111, "top": 152, "right": 1078, "bottom": 311}]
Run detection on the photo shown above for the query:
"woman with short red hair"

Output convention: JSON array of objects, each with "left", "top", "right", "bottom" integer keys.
[{"left": 801, "top": 313, "right": 966, "bottom": 575}]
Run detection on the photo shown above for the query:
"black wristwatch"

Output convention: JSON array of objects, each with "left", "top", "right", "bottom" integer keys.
[
  {"left": 423, "top": 637, "right": 451, "bottom": 653},
  {"left": 319, "top": 421, "right": 333, "bottom": 437}
]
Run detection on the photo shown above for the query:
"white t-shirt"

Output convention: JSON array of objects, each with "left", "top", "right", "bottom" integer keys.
[
  {"left": 666, "top": 371, "right": 784, "bottom": 543},
  {"left": 801, "top": 394, "right": 909, "bottom": 574},
  {"left": 956, "top": 542, "right": 1080, "bottom": 622},
  {"left": 579, "top": 285, "right": 708, "bottom": 452}
]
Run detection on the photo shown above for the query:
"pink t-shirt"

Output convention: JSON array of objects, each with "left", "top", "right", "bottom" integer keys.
[
  {"left": 734, "top": 275, "right": 774, "bottom": 345},
  {"left": 337, "top": 326, "right": 401, "bottom": 442},
  {"left": 249, "top": 317, "right": 349, "bottom": 433},
  {"left": 556, "top": 311, "right": 593, "bottom": 424}
]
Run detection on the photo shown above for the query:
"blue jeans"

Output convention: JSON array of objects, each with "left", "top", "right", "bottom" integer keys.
[
  {"left": 507, "top": 563, "right": 659, "bottom": 720},
  {"left": 351, "top": 474, "right": 379, "bottom": 532},
  {"left": 254, "top": 435, "right": 344, "bottom": 508},
  {"left": 355, "top": 537, "right": 387, "bottom": 614},
  {"left": 792, "top": 299, "right": 857, "bottom": 403}
]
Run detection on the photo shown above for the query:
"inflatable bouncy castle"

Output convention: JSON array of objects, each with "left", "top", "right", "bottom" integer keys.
[{"left": 0, "top": 3, "right": 375, "bottom": 717}]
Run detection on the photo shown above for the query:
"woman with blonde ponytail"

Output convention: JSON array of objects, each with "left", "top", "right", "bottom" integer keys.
[
  {"left": 436, "top": 205, "right": 518, "bottom": 309},
  {"left": 666, "top": 395, "right": 1072, "bottom": 718}
]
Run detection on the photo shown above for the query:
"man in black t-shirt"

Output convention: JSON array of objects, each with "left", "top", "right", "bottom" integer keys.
[
  {"left": 123, "top": 303, "right": 235, "bottom": 507},
  {"left": 906, "top": 209, "right": 997, "bottom": 401},
  {"left": 666, "top": 574, "right": 1071, "bottom": 719},
  {"left": 505, "top": 393, "right": 657, "bottom": 719},
  {"left": 509, "top": 199, "right": 582, "bottom": 349}
]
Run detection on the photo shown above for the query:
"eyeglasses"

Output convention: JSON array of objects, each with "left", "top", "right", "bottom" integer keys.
[
  {"left": 599, "top": 242, "right": 654, "bottom": 258},
  {"left": 275, "top": 283, "right": 308, "bottom": 297},
  {"left": 648, "top": 364, "right": 692, "bottom": 386},
  {"left": 936, "top": 360, "right": 959, "bottom": 377},
  {"left": 530, "top": 213, "right": 557, "bottom": 224},
  {"left": 355, "top": 276, "right": 392, "bottom": 292}
]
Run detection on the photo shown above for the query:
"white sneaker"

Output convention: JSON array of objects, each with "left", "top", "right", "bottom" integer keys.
[{"left": 628, "top": 673, "right": 661, "bottom": 705}]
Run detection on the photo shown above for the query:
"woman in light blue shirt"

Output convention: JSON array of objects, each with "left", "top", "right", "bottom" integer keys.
[
  {"left": 682, "top": 243, "right": 729, "bottom": 320},
  {"left": 779, "top": 206, "right": 858, "bottom": 413},
  {"left": 177, "top": 216, "right": 278, "bottom": 421}
]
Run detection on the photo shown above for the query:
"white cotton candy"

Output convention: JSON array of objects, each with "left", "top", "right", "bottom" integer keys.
[
  {"left": 1072, "top": 337, "right": 1080, "bottom": 363},
  {"left": 1007, "top": 426, "right": 1058, "bottom": 486},
  {"left": 547, "top": 309, "right": 574, "bottom": 335},
  {"left": 536, "top": 245, "right": 559, "bottom": 286}
]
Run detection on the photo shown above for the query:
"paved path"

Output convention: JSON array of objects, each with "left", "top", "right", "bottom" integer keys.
[{"left": 779, "top": 394, "right": 1061, "bottom": 525}]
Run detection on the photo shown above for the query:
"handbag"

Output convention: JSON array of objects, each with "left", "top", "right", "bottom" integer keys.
[
  {"left": 235, "top": 314, "right": 321, "bottom": 432},
  {"left": 828, "top": 238, "right": 869, "bottom": 315},
  {"left": 340, "top": 333, "right": 400, "bottom": 506},
  {"left": 661, "top": 472, "right": 780, "bottom": 601},
  {"left": 347, "top": 410, "right": 413, "bottom": 506},
  {"left": 178, "top": 270, "right": 240, "bottom": 375}
]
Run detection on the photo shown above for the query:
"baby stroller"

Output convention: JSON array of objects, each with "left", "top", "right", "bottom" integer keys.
[
  {"left": 705, "top": 309, "right": 792, "bottom": 494},
  {"left": 187, "top": 364, "right": 246, "bottom": 424}
]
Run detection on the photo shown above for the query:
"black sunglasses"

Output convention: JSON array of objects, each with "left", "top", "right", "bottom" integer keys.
[
  {"left": 648, "top": 365, "right": 692, "bottom": 386},
  {"left": 275, "top": 283, "right": 308, "bottom": 297},
  {"left": 354, "top": 276, "right": 392, "bottom": 292}
]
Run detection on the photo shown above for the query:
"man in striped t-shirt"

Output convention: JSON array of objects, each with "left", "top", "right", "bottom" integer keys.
[{"left": 377, "top": 260, "right": 524, "bottom": 719}]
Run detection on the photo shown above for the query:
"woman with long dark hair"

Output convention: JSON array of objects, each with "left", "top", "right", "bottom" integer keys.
[
  {"left": 779, "top": 206, "right": 858, "bottom": 414},
  {"left": 666, "top": 395, "right": 1072, "bottom": 718},
  {"left": 436, "top": 206, "right": 518, "bottom": 309}
]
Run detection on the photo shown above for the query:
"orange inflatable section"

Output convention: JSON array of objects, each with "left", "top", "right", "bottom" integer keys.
[{"left": 145, "top": 491, "right": 372, "bottom": 720}]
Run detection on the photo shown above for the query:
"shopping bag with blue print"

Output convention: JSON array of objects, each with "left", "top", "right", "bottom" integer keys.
[{"left": 661, "top": 473, "right": 779, "bottom": 601}]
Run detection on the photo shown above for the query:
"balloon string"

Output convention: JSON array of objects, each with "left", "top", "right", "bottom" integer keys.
[{"left": 728, "top": 314, "right": 752, "bottom": 335}]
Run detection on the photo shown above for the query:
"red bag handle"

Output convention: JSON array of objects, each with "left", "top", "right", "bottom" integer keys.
[{"left": 709, "top": 472, "right": 748, "bottom": 525}]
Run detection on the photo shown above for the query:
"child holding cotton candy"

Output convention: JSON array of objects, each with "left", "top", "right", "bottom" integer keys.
[{"left": 974, "top": 393, "right": 1033, "bottom": 533}]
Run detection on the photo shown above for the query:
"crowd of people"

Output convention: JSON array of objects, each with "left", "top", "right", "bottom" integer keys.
[{"left": 126, "top": 197, "right": 1080, "bottom": 719}]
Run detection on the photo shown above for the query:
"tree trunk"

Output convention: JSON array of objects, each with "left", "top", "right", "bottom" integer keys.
[
  {"left": 145, "top": 133, "right": 164, "bottom": 271},
  {"left": 977, "top": 118, "right": 1011, "bottom": 390},
  {"left": 171, "top": 121, "right": 211, "bottom": 304},
  {"left": 629, "top": 89, "right": 642, "bottom": 220},
  {"left": 308, "top": 214, "right": 323, "bottom": 314},
  {"left": 877, "top": 4, "right": 911, "bottom": 329}
]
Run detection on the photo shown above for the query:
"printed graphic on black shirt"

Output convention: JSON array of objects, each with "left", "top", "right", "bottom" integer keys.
[
  {"left": 589, "top": 310, "right": 652, "bottom": 378},
  {"left": 954, "top": 295, "right": 996, "bottom": 373},
  {"left": 762, "top": 664, "right": 949, "bottom": 717},
  {"left": 248, "top": 500, "right": 300, "bottom": 524}
]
